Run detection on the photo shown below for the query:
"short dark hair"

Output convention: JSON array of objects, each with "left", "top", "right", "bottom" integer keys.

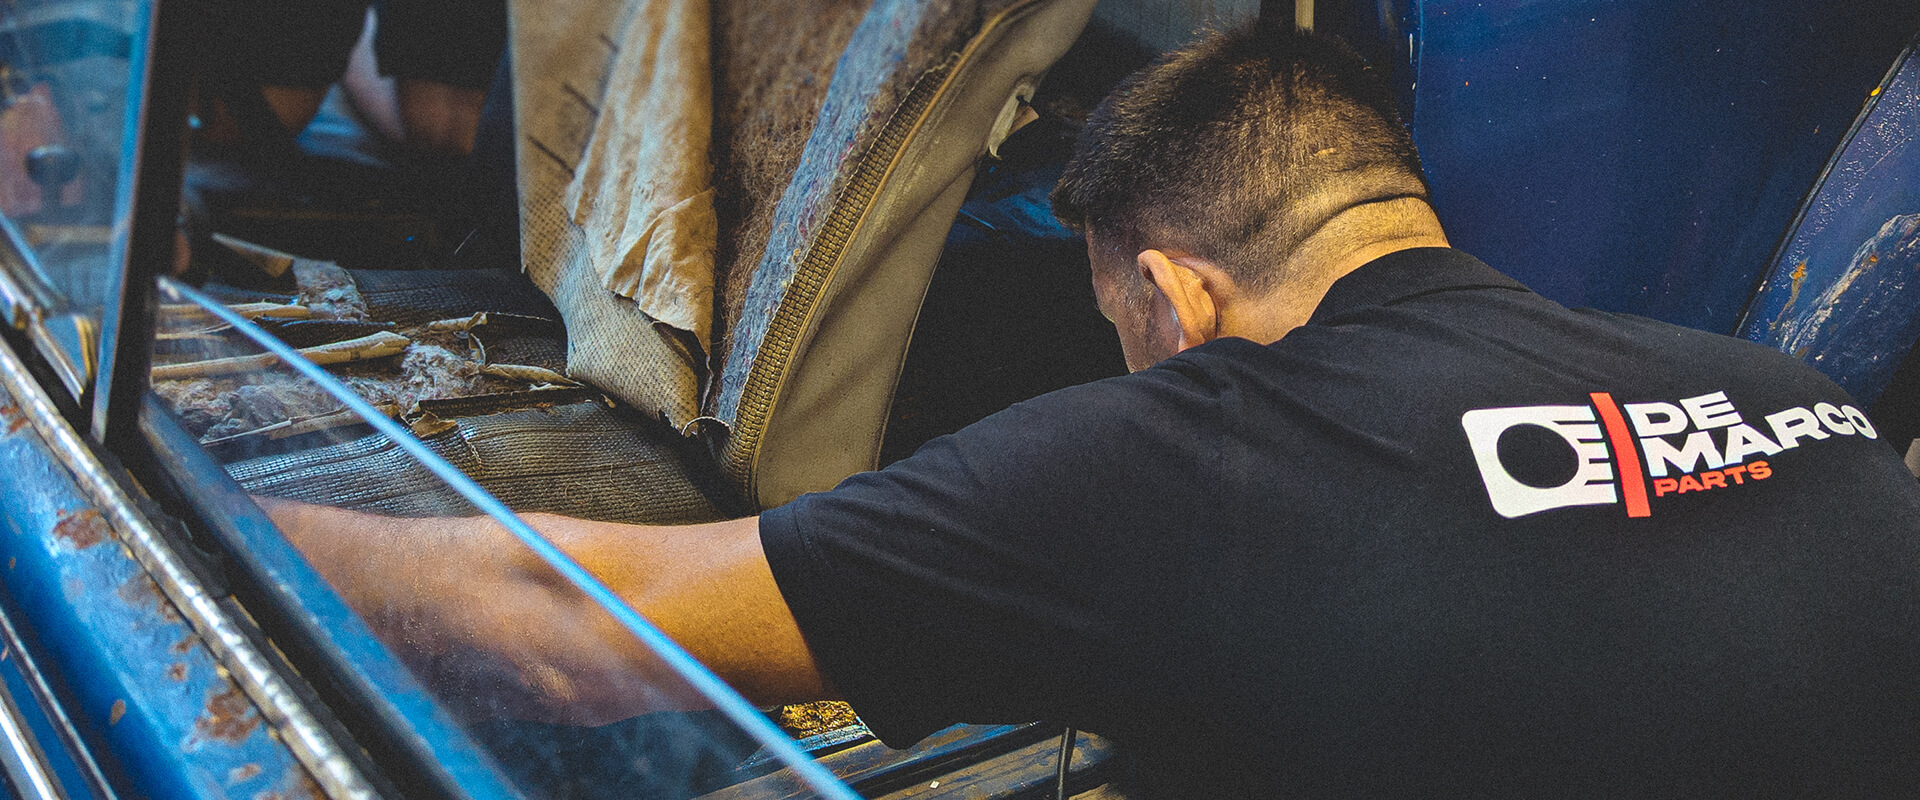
[{"left": 1051, "top": 22, "right": 1430, "bottom": 289}]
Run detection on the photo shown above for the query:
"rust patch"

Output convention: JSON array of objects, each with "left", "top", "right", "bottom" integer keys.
[
  {"left": 195, "top": 686, "right": 261, "bottom": 743},
  {"left": 775, "top": 701, "right": 862, "bottom": 738},
  {"left": 6, "top": 557, "right": 13, "bottom": 569},
  {"left": 171, "top": 634, "right": 198, "bottom": 655},
  {"left": 166, "top": 663, "right": 186, "bottom": 682},
  {"left": 5, "top": 416, "right": 21, "bottom": 434},
  {"left": 226, "top": 763, "right": 262, "bottom": 786},
  {"left": 1783, "top": 261, "right": 1808, "bottom": 314},
  {"left": 53, "top": 509, "right": 109, "bottom": 549},
  {"left": 116, "top": 574, "right": 183, "bottom": 623},
  {"left": 108, "top": 699, "right": 125, "bottom": 725}
]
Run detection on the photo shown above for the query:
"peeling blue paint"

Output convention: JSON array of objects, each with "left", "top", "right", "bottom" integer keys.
[
  {"left": 1767, "top": 215, "right": 1920, "bottom": 402},
  {"left": 1742, "top": 39, "right": 1920, "bottom": 404}
]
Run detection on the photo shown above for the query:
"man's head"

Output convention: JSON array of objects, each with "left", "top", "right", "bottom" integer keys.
[{"left": 1052, "top": 21, "right": 1444, "bottom": 369}]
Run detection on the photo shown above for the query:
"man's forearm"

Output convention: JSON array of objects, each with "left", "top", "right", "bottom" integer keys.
[
  {"left": 517, "top": 513, "right": 837, "bottom": 706},
  {"left": 260, "top": 499, "right": 832, "bottom": 723}
]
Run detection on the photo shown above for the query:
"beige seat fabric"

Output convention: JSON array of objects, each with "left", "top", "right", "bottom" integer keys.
[
  {"left": 513, "top": 0, "right": 708, "bottom": 429},
  {"left": 563, "top": 0, "right": 717, "bottom": 347}
]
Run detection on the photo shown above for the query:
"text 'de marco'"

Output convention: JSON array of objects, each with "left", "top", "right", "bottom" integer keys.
[{"left": 1461, "top": 391, "right": 1874, "bottom": 519}]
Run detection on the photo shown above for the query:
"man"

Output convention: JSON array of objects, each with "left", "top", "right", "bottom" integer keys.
[{"left": 271, "top": 22, "right": 1920, "bottom": 797}]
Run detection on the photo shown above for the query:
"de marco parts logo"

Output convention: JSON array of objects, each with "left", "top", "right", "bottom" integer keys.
[{"left": 1461, "top": 391, "right": 1876, "bottom": 519}]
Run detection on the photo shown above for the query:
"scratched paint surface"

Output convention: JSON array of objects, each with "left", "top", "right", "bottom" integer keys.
[
  {"left": 1741, "top": 41, "right": 1920, "bottom": 404},
  {"left": 0, "top": 391, "right": 319, "bottom": 799}
]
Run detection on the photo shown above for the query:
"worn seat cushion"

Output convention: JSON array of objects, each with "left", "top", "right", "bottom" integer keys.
[{"left": 230, "top": 398, "right": 736, "bottom": 524}]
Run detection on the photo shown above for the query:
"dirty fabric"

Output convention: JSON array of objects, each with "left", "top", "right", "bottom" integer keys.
[
  {"left": 291, "top": 260, "right": 371, "bottom": 321},
  {"left": 154, "top": 334, "right": 525, "bottom": 441},
  {"left": 564, "top": 0, "right": 718, "bottom": 346},
  {"left": 349, "top": 267, "right": 566, "bottom": 327}
]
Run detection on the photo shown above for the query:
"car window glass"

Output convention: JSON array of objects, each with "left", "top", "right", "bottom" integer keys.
[
  {"left": 0, "top": 0, "right": 144, "bottom": 415},
  {"left": 0, "top": 0, "right": 134, "bottom": 309},
  {"left": 152, "top": 278, "right": 856, "bottom": 800}
]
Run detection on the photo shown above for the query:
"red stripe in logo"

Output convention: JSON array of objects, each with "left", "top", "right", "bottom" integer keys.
[{"left": 1589, "top": 392, "right": 1650, "bottom": 518}]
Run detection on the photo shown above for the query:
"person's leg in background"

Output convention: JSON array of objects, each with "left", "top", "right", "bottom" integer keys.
[
  {"left": 197, "top": 0, "right": 368, "bottom": 151},
  {"left": 370, "top": 0, "right": 507, "bottom": 157}
]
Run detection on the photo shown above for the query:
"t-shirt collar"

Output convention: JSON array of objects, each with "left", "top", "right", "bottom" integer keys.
[{"left": 1305, "top": 247, "right": 1532, "bottom": 325}]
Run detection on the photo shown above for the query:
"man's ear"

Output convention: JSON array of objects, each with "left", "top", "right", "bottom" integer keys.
[{"left": 1138, "top": 249, "right": 1219, "bottom": 351}]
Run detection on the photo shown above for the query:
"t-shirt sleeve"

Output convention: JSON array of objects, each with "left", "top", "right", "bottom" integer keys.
[{"left": 759, "top": 365, "right": 1225, "bottom": 746}]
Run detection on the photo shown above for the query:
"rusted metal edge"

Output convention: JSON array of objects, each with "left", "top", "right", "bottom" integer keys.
[
  {"left": 0, "top": 331, "right": 378, "bottom": 800},
  {"left": 139, "top": 397, "right": 525, "bottom": 800},
  {"left": 1, "top": 350, "right": 312, "bottom": 800}
]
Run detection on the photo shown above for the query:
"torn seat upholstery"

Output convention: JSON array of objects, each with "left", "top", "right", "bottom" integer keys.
[
  {"left": 516, "top": 0, "right": 1099, "bottom": 510},
  {"left": 196, "top": 0, "right": 1099, "bottom": 520}
]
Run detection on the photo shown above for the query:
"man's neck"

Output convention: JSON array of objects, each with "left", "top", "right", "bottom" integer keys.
[{"left": 1223, "top": 199, "right": 1450, "bottom": 345}]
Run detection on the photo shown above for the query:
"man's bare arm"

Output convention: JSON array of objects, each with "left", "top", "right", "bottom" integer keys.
[{"left": 260, "top": 499, "right": 835, "bottom": 724}]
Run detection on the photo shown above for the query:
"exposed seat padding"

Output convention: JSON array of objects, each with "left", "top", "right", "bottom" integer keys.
[{"left": 714, "top": 0, "right": 1101, "bottom": 508}]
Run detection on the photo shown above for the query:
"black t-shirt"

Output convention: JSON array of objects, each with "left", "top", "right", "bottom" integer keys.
[{"left": 759, "top": 248, "right": 1920, "bottom": 798}]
